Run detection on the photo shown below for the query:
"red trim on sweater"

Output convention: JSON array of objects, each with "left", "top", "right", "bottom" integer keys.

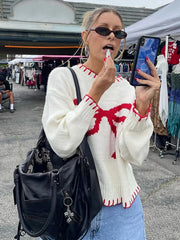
[
  {"left": 116, "top": 75, "right": 124, "bottom": 81},
  {"left": 84, "top": 97, "right": 89, "bottom": 103},
  {"left": 73, "top": 99, "right": 78, "bottom": 105},
  {"left": 74, "top": 94, "right": 99, "bottom": 110},
  {"left": 132, "top": 100, "right": 151, "bottom": 121},
  {"left": 111, "top": 152, "right": 116, "bottom": 159},
  {"left": 83, "top": 94, "right": 99, "bottom": 108},
  {"left": 103, "top": 186, "right": 140, "bottom": 209},
  {"left": 78, "top": 64, "right": 97, "bottom": 78}
]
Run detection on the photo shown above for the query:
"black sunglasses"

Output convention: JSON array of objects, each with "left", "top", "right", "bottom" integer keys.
[{"left": 90, "top": 27, "right": 127, "bottom": 39}]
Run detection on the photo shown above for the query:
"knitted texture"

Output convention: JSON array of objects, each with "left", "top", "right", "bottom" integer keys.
[{"left": 42, "top": 64, "right": 153, "bottom": 208}]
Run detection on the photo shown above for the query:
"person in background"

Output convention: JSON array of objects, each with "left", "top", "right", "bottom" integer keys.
[
  {"left": 2, "top": 66, "right": 7, "bottom": 78},
  {"left": 0, "top": 72, "right": 14, "bottom": 113},
  {"left": 7, "top": 66, "right": 12, "bottom": 80},
  {"left": 41, "top": 7, "right": 160, "bottom": 240}
]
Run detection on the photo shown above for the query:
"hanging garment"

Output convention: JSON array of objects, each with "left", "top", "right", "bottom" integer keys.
[
  {"left": 172, "top": 60, "right": 180, "bottom": 73},
  {"left": 156, "top": 55, "right": 169, "bottom": 127},
  {"left": 119, "top": 63, "right": 123, "bottom": 73},
  {"left": 150, "top": 89, "right": 168, "bottom": 136},
  {"left": 161, "top": 41, "right": 180, "bottom": 65},
  {"left": 167, "top": 72, "right": 180, "bottom": 138},
  {"left": 123, "top": 63, "right": 128, "bottom": 72}
]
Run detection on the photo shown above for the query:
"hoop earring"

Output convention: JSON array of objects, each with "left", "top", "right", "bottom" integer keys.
[
  {"left": 114, "top": 38, "right": 126, "bottom": 62},
  {"left": 80, "top": 41, "right": 85, "bottom": 63},
  {"left": 84, "top": 45, "right": 89, "bottom": 57}
]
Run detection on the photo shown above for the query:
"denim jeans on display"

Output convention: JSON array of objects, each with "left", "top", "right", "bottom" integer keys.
[{"left": 40, "top": 195, "right": 146, "bottom": 240}]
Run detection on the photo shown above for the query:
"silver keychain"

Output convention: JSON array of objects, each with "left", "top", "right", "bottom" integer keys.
[{"left": 63, "top": 194, "right": 75, "bottom": 224}]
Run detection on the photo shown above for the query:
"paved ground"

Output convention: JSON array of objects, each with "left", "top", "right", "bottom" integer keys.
[{"left": 0, "top": 81, "right": 179, "bottom": 240}]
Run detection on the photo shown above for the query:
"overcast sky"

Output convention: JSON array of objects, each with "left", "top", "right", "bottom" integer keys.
[{"left": 64, "top": 0, "right": 174, "bottom": 9}]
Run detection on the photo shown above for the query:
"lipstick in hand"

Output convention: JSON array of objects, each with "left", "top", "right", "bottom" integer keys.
[{"left": 105, "top": 49, "right": 111, "bottom": 68}]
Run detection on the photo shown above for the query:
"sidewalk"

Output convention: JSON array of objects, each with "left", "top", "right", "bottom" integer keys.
[{"left": 0, "top": 81, "right": 179, "bottom": 240}]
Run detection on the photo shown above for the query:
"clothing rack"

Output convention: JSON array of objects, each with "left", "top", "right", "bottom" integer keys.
[
  {"left": 150, "top": 132, "right": 163, "bottom": 155},
  {"left": 155, "top": 40, "right": 180, "bottom": 164},
  {"left": 160, "top": 130, "right": 180, "bottom": 165},
  {"left": 119, "top": 59, "right": 134, "bottom": 62}
]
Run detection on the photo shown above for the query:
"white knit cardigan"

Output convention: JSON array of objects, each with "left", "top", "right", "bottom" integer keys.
[{"left": 42, "top": 64, "right": 153, "bottom": 208}]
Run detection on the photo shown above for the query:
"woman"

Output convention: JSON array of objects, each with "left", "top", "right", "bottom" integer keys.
[{"left": 42, "top": 7, "right": 160, "bottom": 240}]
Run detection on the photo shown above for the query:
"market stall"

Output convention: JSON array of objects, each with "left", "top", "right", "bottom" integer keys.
[
  {"left": 125, "top": 0, "right": 180, "bottom": 163},
  {"left": 32, "top": 55, "right": 82, "bottom": 91}
]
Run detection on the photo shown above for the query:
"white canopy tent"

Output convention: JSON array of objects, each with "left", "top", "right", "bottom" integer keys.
[
  {"left": 126, "top": 0, "right": 180, "bottom": 46},
  {"left": 126, "top": 0, "right": 180, "bottom": 128},
  {"left": 64, "top": 0, "right": 174, "bottom": 9},
  {"left": 8, "top": 58, "right": 34, "bottom": 65},
  {"left": 8, "top": 55, "right": 39, "bottom": 65}
]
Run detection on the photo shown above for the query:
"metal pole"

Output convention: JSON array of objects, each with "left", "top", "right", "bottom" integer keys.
[{"left": 165, "top": 36, "right": 169, "bottom": 62}]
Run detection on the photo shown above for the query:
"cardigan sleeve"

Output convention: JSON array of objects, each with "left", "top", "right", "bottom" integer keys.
[
  {"left": 116, "top": 101, "right": 153, "bottom": 166},
  {"left": 42, "top": 67, "right": 99, "bottom": 158}
]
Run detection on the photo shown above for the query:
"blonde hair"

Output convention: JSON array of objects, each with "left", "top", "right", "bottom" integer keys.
[{"left": 81, "top": 7, "right": 126, "bottom": 60}]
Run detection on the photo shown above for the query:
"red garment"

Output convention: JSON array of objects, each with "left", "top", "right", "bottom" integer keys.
[{"left": 161, "top": 41, "right": 180, "bottom": 65}]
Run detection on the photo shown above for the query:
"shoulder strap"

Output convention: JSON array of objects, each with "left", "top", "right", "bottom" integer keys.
[{"left": 68, "top": 67, "right": 82, "bottom": 103}]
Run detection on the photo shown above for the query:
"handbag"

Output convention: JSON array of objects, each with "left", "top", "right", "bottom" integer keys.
[{"left": 13, "top": 67, "right": 102, "bottom": 240}]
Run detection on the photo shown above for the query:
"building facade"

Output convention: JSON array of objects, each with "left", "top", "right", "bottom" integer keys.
[{"left": 0, "top": 0, "right": 156, "bottom": 55}]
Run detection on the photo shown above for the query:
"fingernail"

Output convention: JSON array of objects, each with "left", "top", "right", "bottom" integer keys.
[
  {"left": 135, "top": 77, "right": 138, "bottom": 80},
  {"left": 136, "top": 68, "right": 140, "bottom": 72},
  {"left": 104, "top": 58, "right": 106, "bottom": 62},
  {"left": 146, "top": 57, "right": 149, "bottom": 61}
]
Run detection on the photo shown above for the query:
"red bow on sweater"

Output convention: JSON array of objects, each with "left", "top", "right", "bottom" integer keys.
[{"left": 87, "top": 103, "right": 131, "bottom": 137}]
